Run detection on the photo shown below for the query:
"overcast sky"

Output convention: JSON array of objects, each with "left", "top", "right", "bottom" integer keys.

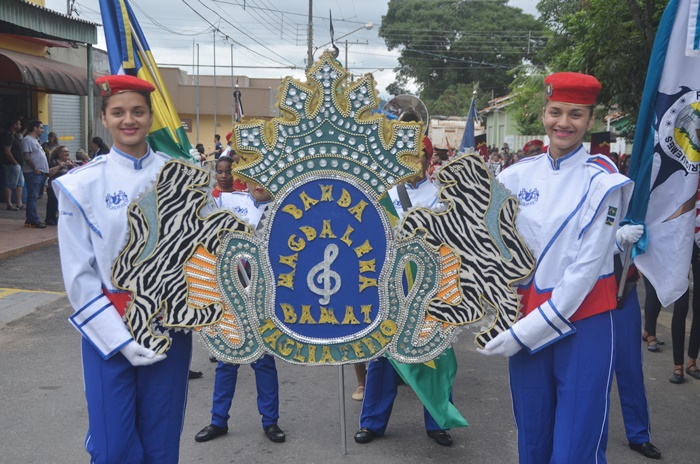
[{"left": 45, "top": 0, "right": 538, "bottom": 97}]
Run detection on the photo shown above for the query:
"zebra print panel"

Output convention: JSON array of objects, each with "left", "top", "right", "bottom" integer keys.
[
  {"left": 398, "top": 154, "right": 534, "bottom": 347},
  {"left": 112, "top": 160, "right": 247, "bottom": 354}
]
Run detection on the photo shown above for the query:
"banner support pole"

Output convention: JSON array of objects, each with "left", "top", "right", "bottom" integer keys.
[{"left": 338, "top": 365, "right": 347, "bottom": 455}]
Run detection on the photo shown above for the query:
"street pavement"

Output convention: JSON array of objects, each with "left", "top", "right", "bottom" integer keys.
[{"left": 1, "top": 212, "right": 699, "bottom": 463}]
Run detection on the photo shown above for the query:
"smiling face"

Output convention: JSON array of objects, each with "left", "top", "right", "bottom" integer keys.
[
  {"left": 101, "top": 91, "right": 153, "bottom": 158},
  {"left": 59, "top": 147, "right": 71, "bottom": 162},
  {"left": 542, "top": 101, "right": 594, "bottom": 160}
]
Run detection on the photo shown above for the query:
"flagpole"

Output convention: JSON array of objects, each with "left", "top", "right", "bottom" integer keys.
[
  {"left": 127, "top": 17, "right": 166, "bottom": 97},
  {"left": 617, "top": 246, "right": 633, "bottom": 301},
  {"left": 338, "top": 365, "right": 347, "bottom": 455}
]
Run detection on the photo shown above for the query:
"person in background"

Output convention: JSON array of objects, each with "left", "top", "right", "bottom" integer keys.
[
  {"left": 45, "top": 145, "right": 76, "bottom": 226},
  {"left": 486, "top": 151, "right": 502, "bottom": 176},
  {"left": 613, "top": 225, "right": 662, "bottom": 459},
  {"left": 619, "top": 154, "right": 630, "bottom": 175},
  {"left": 195, "top": 176, "right": 285, "bottom": 445},
  {"left": 2, "top": 117, "right": 25, "bottom": 211},
  {"left": 221, "top": 132, "right": 233, "bottom": 158},
  {"left": 642, "top": 278, "right": 664, "bottom": 352},
  {"left": 355, "top": 136, "right": 458, "bottom": 448},
  {"left": 54, "top": 75, "right": 192, "bottom": 463},
  {"left": 522, "top": 139, "right": 544, "bottom": 158},
  {"left": 668, "top": 187, "right": 700, "bottom": 384},
  {"left": 21, "top": 119, "right": 48, "bottom": 229},
  {"left": 75, "top": 149, "right": 91, "bottom": 166},
  {"left": 42, "top": 131, "right": 59, "bottom": 157},
  {"left": 90, "top": 136, "right": 110, "bottom": 158},
  {"left": 352, "top": 363, "right": 367, "bottom": 401},
  {"left": 211, "top": 134, "right": 223, "bottom": 159},
  {"left": 195, "top": 143, "right": 206, "bottom": 164}
]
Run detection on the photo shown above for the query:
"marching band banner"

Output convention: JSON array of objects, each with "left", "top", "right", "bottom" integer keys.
[{"left": 111, "top": 53, "right": 534, "bottom": 365}]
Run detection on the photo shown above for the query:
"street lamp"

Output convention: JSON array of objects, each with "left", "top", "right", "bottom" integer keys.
[{"left": 313, "top": 22, "right": 374, "bottom": 56}]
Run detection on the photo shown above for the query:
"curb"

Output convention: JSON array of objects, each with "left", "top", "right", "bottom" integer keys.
[{"left": 0, "top": 237, "right": 58, "bottom": 261}]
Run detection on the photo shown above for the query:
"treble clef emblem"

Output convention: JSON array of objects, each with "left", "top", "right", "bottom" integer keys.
[{"left": 307, "top": 244, "right": 342, "bottom": 305}]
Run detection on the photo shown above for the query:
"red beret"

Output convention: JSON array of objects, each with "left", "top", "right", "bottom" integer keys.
[
  {"left": 422, "top": 136, "right": 434, "bottom": 157},
  {"left": 523, "top": 139, "right": 544, "bottom": 152},
  {"left": 95, "top": 75, "right": 155, "bottom": 97},
  {"left": 225, "top": 131, "right": 233, "bottom": 142},
  {"left": 544, "top": 72, "right": 601, "bottom": 106}
]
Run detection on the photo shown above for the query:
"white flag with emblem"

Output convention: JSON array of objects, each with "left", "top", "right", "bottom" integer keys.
[{"left": 626, "top": 0, "right": 700, "bottom": 306}]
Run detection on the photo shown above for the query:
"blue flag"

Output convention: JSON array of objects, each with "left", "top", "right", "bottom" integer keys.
[
  {"left": 626, "top": 0, "right": 700, "bottom": 306},
  {"left": 459, "top": 96, "right": 477, "bottom": 152}
]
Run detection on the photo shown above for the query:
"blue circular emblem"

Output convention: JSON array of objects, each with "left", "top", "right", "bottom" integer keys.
[{"left": 268, "top": 178, "right": 387, "bottom": 341}]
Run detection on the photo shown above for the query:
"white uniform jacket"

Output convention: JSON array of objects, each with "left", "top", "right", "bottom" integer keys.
[
  {"left": 54, "top": 147, "right": 169, "bottom": 359},
  {"left": 497, "top": 145, "right": 633, "bottom": 353},
  {"left": 216, "top": 191, "right": 270, "bottom": 227},
  {"left": 387, "top": 177, "right": 439, "bottom": 220}
]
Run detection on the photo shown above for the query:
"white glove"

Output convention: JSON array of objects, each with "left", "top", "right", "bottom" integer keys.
[
  {"left": 616, "top": 224, "right": 644, "bottom": 245},
  {"left": 119, "top": 340, "right": 167, "bottom": 367},
  {"left": 480, "top": 329, "right": 523, "bottom": 357}
]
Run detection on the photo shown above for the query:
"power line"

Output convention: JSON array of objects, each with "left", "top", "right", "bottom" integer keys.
[
  {"left": 132, "top": 0, "right": 213, "bottom": 36},
  {"left": 195, "top": 0, "right": 302, "bottom": 68},
  {"left": 211, "top": 0, "right": 369, "bottom": 25}
]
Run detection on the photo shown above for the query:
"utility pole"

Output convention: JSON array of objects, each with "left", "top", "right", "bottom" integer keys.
[
  {"left": 213, "top": 30, "right": 217, "bottom": 140},
  {"left": 306, "top": 0, "right": 313, "bottom": 70},
  {"left": 196, "top": 43, "right": 200, "bottom": 144},
  {"left": 235, "top": 44, "right": 236, "bottom": 127},
  {"left": 339, "top": 40, "right": 368, "bottom": 70}
]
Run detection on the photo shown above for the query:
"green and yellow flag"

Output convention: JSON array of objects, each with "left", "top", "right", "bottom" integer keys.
[{"left": 381, "top": 194, "right": 468, "bottom": 430}]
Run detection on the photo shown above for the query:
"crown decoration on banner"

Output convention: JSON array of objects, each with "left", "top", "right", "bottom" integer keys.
[
  {"left": 111, "top": 52, "right": 534, "bottom": 366},
  {"left": 231, "top": 52, "right": 422, "bottom": 198}
]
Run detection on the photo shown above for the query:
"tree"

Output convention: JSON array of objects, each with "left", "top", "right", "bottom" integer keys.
[
  {"left": 537, "top": 0, "right": 669, "bottom": 137},
  {"left": 508, "top": 64, "right": 548, "bottom": 135},
  {"left": 379, "top": 0, "right": 546, "bottom": 116}
]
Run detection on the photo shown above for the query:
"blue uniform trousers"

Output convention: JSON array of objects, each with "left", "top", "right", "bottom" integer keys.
[
  {"left": 82, "top": 331, "right": 192, "bottom": 464},
  {"left": 211, "top": 354, "right": 279, "bottom": 429},
  {"left": 509, "top": 311, "right": 615, "bottom": 464},
  {"left": 614, "top": 289, "right": 652, "bottom": 445},
  {"left": 359, "top": 356, "right": 447, "bottom": 435}
]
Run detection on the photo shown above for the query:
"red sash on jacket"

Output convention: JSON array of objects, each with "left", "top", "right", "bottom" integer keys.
[
  {"left": 518, "top": 275, "right": 618, "bottom": 323},
  {"left": 103, "top": 288, "right": 131, "bottom": 317}
]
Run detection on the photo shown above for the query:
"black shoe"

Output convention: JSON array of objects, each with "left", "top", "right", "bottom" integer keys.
[
  {"left": 686, "top": 365, "right": 700, "bottom": 379},
  {"left": 209, "top": 355, "right": 218, "bottom": 363},
  {"left": 427, "top": 430, "right": 453, "bottom": 447},
  {"left": 188, "top": 369, "right": 203, "bottom": 379},
  {"left": 24, "top": 221, "right": 46, "bottom": 229},
  {"left": 264, "top": 424, "right": 286, "bottom": 443},
  {"left": 195, "top": 424, "right": 228, "bottom": 442},
  {"left": 669, "top": 368, "right": 685, "bottom": 384},
  {"left": 629, "top": 441, "right": 661, "bottom": 459},
  {"left": 354, "top": 428, "right": 377, "bottom": 444}
]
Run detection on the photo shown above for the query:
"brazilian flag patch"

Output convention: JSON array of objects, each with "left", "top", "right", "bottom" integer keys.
[{"left": 605, "top": 206, "right": 618, "bottom": 226}]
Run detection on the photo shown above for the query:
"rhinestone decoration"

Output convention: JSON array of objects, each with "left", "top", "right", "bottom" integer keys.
[{"left": 229, "top": 52, "right": 423, "bottom": 199}]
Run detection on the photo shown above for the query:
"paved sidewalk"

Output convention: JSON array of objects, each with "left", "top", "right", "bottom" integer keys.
[{"left": 0, "top": 196, "right": 57, "bottom": 260}]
